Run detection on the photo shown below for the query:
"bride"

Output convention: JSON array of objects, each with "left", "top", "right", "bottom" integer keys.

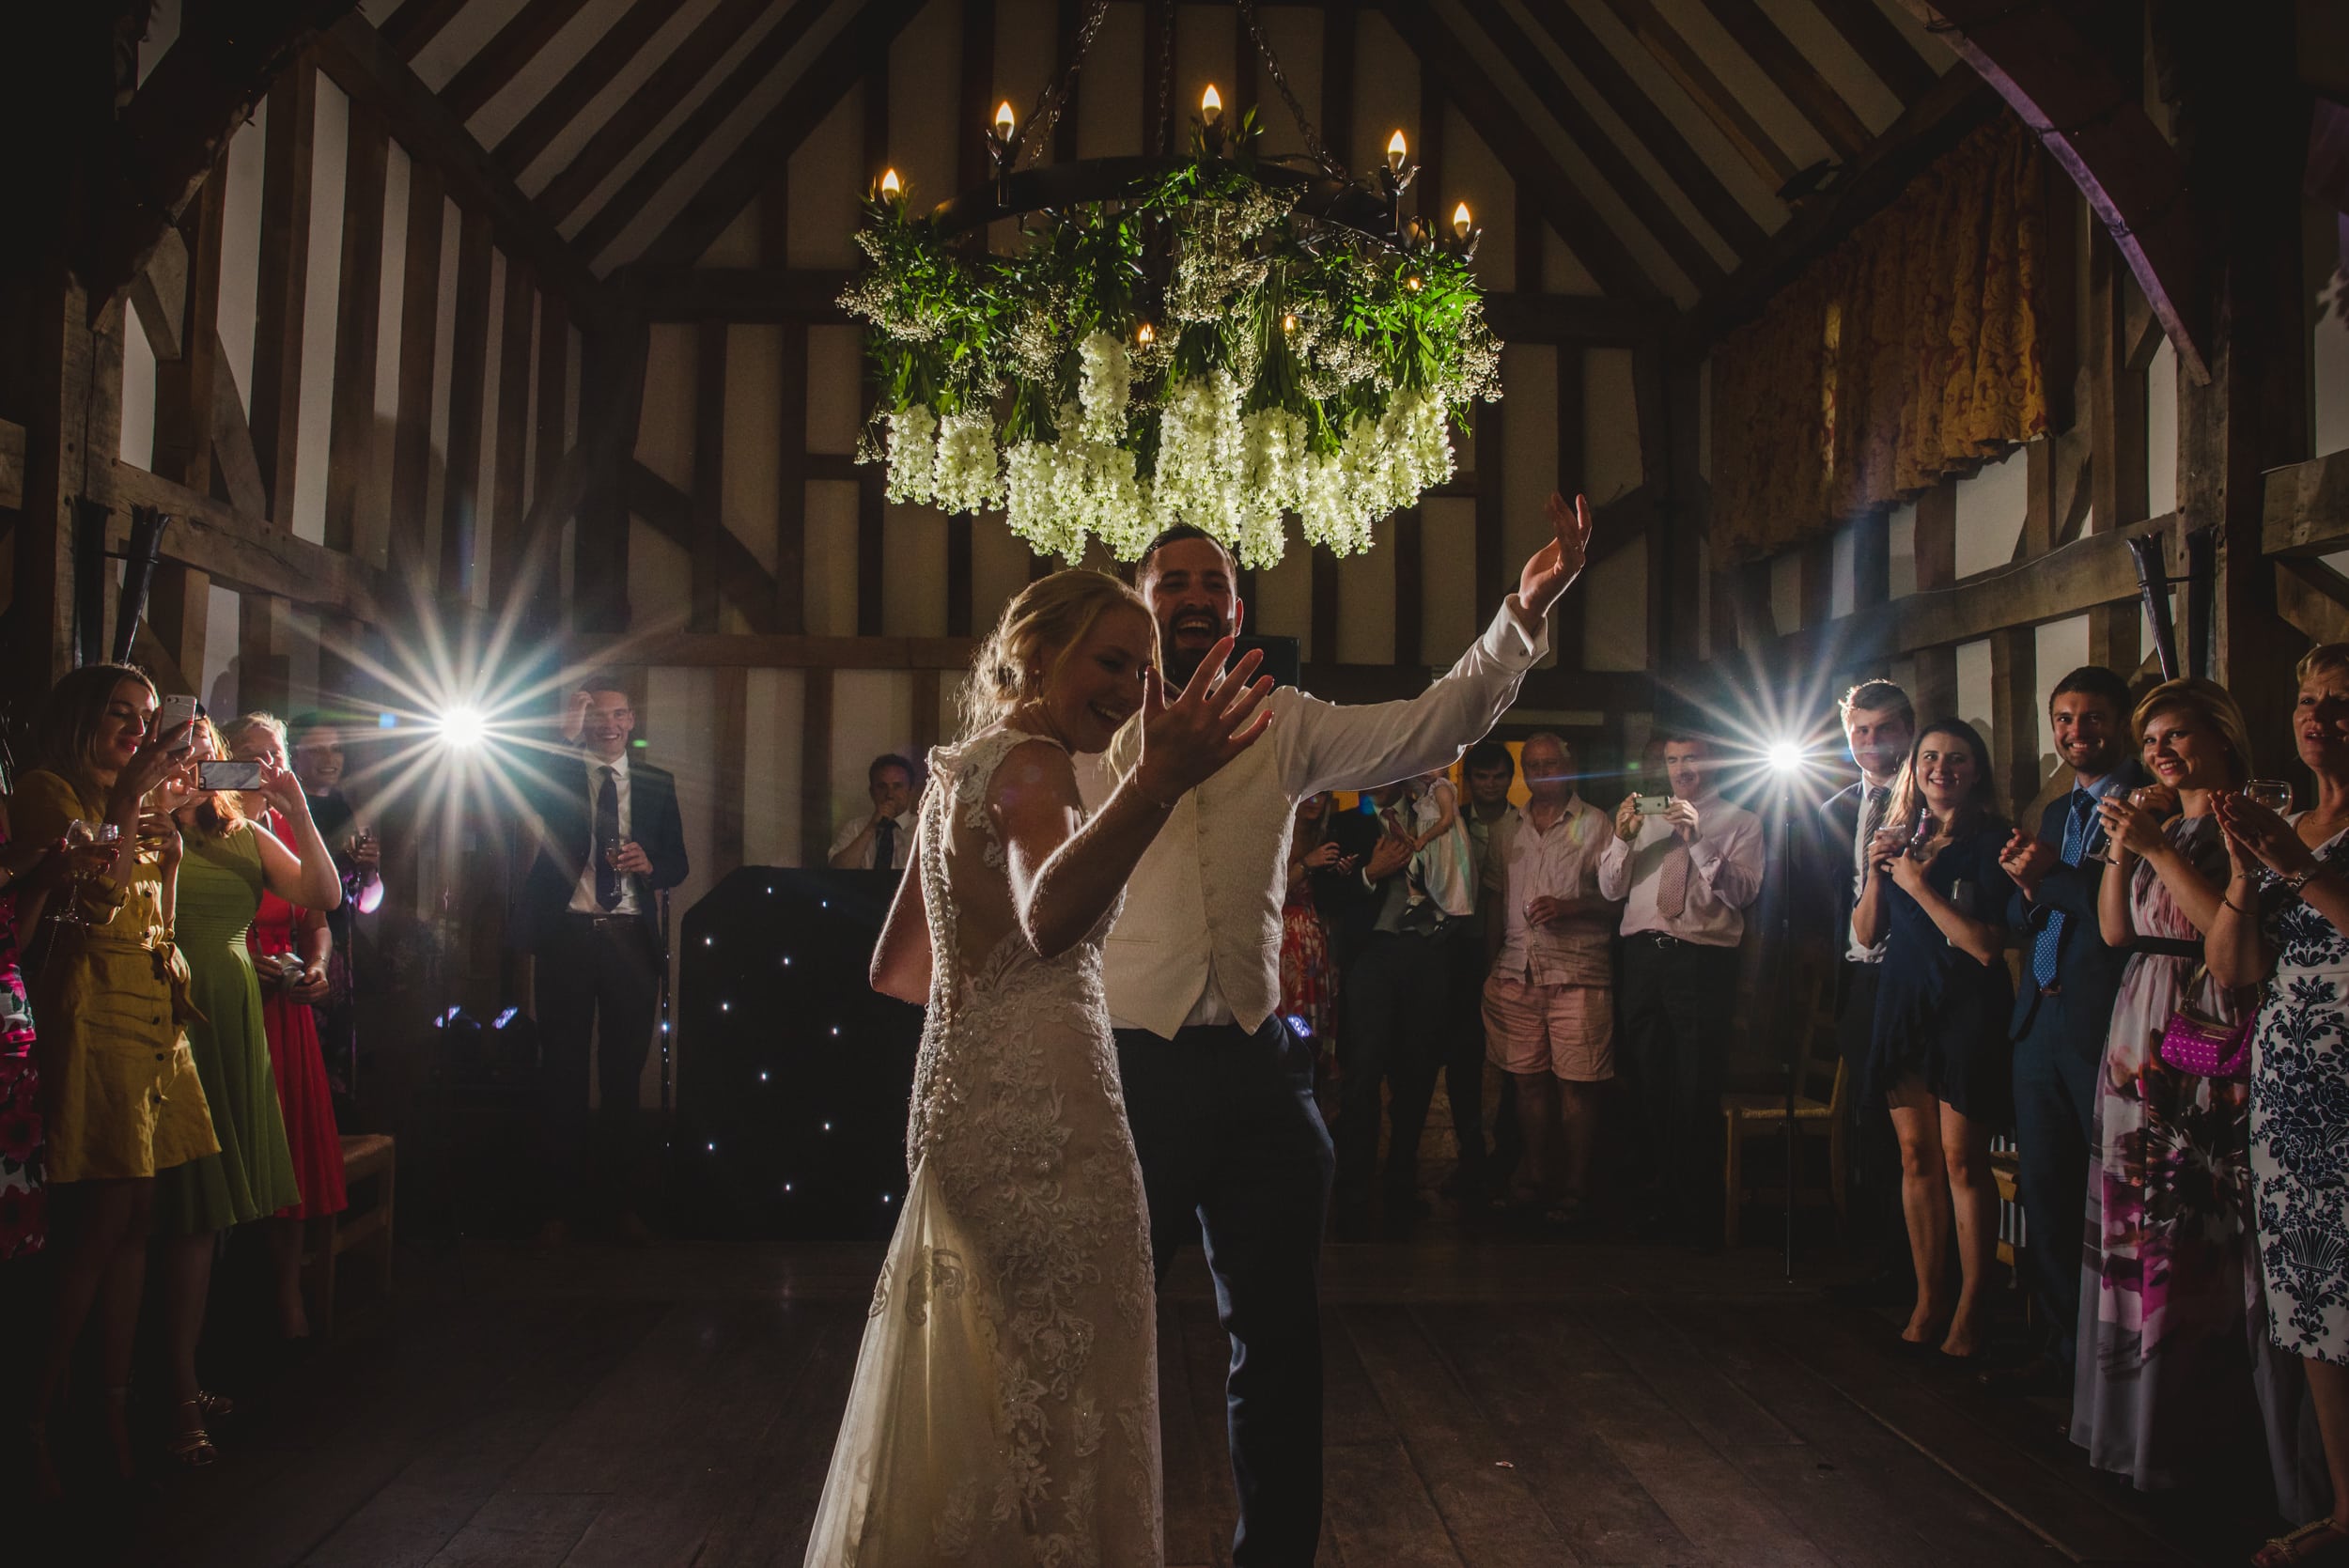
[{"left": 803, "top": 568, "right": 1274, "bottom": 1565}]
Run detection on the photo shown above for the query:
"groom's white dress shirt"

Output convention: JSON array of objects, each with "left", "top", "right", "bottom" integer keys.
[{"left": 1077, "top": 598, "right": 1548, "bottom": 1040}]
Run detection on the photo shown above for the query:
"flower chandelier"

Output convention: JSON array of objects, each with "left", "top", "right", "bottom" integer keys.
[{"left": 840, "top": 0, "right": 1502, "bottom": 568}]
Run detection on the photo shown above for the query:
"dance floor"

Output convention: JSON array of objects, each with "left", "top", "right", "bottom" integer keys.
[{"left": 70, "top": 1236, "right": 2243, "bottom": 1567}]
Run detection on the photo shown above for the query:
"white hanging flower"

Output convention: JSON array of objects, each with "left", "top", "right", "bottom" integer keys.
[
  {"left": 1152, "top": 372, "right": 1247, "bottom": 549},
  {"left": 930, "top": 409, "right": 1003, "bottom": 515},
  {"left": 883, "top": 404, "right": 938, "bottom": 505},
  {"left": 1076, "top": 331, "right": 1131, "bottom": 445},
  {"left": 1232, "top": 408, "right": 1308, "bottom": 568}
]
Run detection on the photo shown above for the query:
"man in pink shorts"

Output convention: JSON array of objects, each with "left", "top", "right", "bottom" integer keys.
[{"left": 1481, "top": 732, "right": 1620, "bottom": 1226}]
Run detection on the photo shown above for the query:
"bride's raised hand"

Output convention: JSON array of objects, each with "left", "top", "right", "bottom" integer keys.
[{"left": 1131, "top": 636, "right": 1275, "bottom": 805}]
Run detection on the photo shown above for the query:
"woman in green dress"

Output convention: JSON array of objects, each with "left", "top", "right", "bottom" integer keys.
[{"left": 151, "top": 718, "right": 343, "bottom": 1465}]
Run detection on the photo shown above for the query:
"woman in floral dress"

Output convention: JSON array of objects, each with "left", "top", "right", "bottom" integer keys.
[
  {"left": 0, "top": 797, "right": 66, "bottom": 1261},
  {"left": 1281, "top": 793, "right": 1346, "bottom": 1090},
  {"left": 2075, "top": 678, "right": 2302, "bottom": 1502},
  {"left": 2210, "top": 644, "right": 2349, "bottom": 1564}
]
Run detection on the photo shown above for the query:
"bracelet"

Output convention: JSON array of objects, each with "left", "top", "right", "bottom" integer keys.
[{"left": 2282, "top": 866, "right": 2326, "bottom": 898}]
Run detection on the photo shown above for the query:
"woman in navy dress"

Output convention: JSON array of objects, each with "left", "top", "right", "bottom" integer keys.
[{"left": 1853, "top": 719, "right": 2012, "bottom": 1363}]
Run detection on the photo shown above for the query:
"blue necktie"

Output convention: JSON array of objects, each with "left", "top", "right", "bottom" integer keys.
[{"left": 2030, "top": 789, "right": 2094, "bottom": 988}]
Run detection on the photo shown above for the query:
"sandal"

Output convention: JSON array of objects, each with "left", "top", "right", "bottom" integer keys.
[
  {"left": 194, "top": 1389, "right": 235, "bottom": 1422},
  {"left": 2255, "top": 1519, "right": 2349, "bottom": 1566},
  {"left": 167, "top": 1400, "right": 217, "bottom": 1468}
]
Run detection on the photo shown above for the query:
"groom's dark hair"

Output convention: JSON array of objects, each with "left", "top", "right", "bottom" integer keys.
[{"left": 1136, "top": 524, "right": 1234, "bottom": 582}]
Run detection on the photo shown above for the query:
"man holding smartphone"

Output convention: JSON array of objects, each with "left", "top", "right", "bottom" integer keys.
[
  {"left": 514, "top": 676, "right": 690, "bottom": 1250},
  {"left": 1598, "top": 732, "right": 1766, "bottom": 1245}
]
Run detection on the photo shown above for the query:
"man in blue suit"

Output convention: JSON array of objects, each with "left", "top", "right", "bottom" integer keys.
[{"left": 1994, "top": 665, "right": 2147, "bottom": 1392}]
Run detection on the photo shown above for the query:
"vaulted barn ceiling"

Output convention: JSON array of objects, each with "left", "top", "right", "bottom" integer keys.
[{"left": 359, "top": 0, "right": 1966, "bottom": 310}]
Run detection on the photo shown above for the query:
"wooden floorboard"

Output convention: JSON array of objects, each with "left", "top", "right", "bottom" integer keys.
[{"left": 35, "top": 1237, "right": 2255, "bottom": 1567}]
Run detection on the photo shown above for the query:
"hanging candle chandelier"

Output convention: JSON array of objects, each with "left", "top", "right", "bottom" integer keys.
[{"left": 840, "top": 0, "right": 1501, "bottom": 567}]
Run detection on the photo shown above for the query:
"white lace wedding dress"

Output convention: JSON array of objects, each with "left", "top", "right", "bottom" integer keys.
[{"left": 803, "top": 728, "right": 1164, "bottom": 1566}]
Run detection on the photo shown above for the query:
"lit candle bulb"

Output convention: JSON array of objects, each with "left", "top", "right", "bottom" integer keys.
[
  {"left": 1453, "top": 200, "right": 1473, "bottom": 240},
  {"left": 1387, "top": 129, "right": 1408, "bottom": 173},
  {"left": 1282, "top": 313, "right": 1299, "bottom": 334},
  {"left": 879, "top": 166, "right": 902, "bottom": 199},
  {"left": 1136, "top": 321, "right": 1156, "bottom": 345},
  {"left": 994, "top": 101, "right": 1015, "bottom": 139},
  {"left": 1201, "top": 84, "right": 1222, "bottom": 125}
]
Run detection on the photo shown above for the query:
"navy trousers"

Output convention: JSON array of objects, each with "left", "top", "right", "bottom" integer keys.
[
  {"left": 2010, "top": 994, "right": 2100, "bottom": 1368},
  {"left": 1115, "top": 1017, "right": 1336, "bottom": 1567}
]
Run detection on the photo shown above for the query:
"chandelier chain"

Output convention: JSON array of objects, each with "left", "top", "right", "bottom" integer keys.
[
  {"left": 1237, "top": 0, "right": 1342, "bottom": 179},
  {"left": 1018, "top": 0, "right": 1115, "bottom": 169},
  {"left": 1155, "top": 0, "right": 1177, "bottom": 157}
]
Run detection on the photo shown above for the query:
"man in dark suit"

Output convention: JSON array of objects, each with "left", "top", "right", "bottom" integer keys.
[
  {"left": 1816, "top": 680, "right": 1915, "bottom": 1306},
  {"left": 514, "top": 675, "right": 690, "bottom": 1249},
  {"left": 1995, "top": 665, "right": 2147, "bottom": 1390}
]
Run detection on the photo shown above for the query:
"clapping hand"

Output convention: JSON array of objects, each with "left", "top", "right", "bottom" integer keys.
[
  {"left": 1999, "top": 830, "right": 2055, "bottom": 896},
  {"left": 2097, "top": 795, "right": 2163, "bottom": 862},
  {"left": 1519, "top": 493, "right": 1595, "bottom": 617},
  {"left": 1865, "top": 827, "right": 1909, "bottom": 880},
  {"left": 1131, "top": 637, "right": 1275, "bottom": 806},
  {"left": 2213, "top": 790, "right": 2311, "bottom": 876}
]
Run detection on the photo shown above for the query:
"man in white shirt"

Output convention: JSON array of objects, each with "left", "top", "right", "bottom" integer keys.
[
  {"left": 829, "top": 753, "right": 917, "bottom": 872},
  {"left": 1597, "top": 730, "right": 1765, "bottom": 1244},
  {"left": 1081, "top": 491, "right": 1592, "bottom": 1566},
  {"left": 1483, "top": 733, "right": 1619, "bottom": 1224}
]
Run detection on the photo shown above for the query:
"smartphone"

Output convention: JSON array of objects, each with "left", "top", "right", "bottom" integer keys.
[
  {"left": 196, "top": 759, "right": 265, "bottom": 792},
  {"left": 1631, "top": 794, "right": 1674, "bottom": 816},
  {"left": 158, "top": 693, "right": 201, "bottom": 743}
]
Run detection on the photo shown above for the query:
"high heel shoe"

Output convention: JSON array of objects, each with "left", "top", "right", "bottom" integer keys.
[{"left": 166, "top": 1399, "right": 217, "bottom": 1468}]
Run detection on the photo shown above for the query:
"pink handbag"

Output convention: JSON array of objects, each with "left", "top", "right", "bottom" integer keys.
[{"left": 2155, "top": 964, "right": 2253, "bottom": 1079}]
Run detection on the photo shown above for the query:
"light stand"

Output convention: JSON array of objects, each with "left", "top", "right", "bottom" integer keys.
[
  {"left": 658, "top": 887, "right": 675, "bottom": 1117},
  {"left": 1764, "top": 741, "right": 1808, "bottom": 1282}
]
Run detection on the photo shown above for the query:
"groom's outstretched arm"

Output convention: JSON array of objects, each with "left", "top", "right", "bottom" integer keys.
[{"left": 1282, "top": 493, "right": 1593, "bottom": 800}]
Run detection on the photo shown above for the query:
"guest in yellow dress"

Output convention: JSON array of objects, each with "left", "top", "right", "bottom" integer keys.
[{"left": 10, "top": 664, "right": 210, "bottom": 1490}]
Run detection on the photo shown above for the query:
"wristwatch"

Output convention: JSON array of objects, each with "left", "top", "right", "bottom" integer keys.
[{"left": 2282, "top": 865, "right": 2326, "bottom": 898}]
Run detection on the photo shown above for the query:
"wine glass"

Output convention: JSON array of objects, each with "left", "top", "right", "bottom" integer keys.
[
  {"left": 2103, "top": 786, "right": 2164, "bottom": 863},
  {"left": 56, "top": 821, "right": 118, "bottom": 930},
  {"left": 2244, "top": 779, "right": 2295, "bottom": 817}
]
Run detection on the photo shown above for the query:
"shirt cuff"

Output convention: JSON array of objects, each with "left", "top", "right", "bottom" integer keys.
[{"left": 1481, "top": 594, "right": 1549, "bottom": 666}]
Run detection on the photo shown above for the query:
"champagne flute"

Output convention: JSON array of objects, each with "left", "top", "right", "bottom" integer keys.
[
  {"left": 2244, "top": 779, "right": 2295, "bottom": 817},
  {"left": 54, "top": 820, "right": 95, "bottom": 929},
  {"left": 2103, "top": 786, "right": 2164, "bottom": 863}
]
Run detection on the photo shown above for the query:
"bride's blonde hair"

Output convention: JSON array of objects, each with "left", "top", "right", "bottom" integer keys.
[{"left": 960, "top": 569, "right": 1155, "bottom": 737}]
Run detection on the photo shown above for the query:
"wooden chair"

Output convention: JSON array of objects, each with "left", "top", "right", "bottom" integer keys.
[
  {"left": 304, "top": 1133, "right": 396, "bottom": 1337},
  {"left": 1720, "top": 970, "right": 1847, "bottom": 1247}
]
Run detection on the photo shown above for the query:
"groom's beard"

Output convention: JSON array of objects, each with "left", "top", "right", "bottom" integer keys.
[{"left": 1159, "top": 613, "right": 1229, "bottom": 688}]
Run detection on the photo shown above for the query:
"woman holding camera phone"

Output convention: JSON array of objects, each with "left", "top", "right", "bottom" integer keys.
[
  {"left": 222, "top": 713, "right": 347, "bottom": 1343},
  {"left": 1851, "top": 719, "right": 2013, "bottom": 1364},
  {"left": 151, "top": 715, "right": 343, "bottom": 1467}
]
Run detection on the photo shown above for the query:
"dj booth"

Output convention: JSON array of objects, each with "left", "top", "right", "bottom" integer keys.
[{"left": 670, "top": 867, "right": 922, "bottom": 1239}]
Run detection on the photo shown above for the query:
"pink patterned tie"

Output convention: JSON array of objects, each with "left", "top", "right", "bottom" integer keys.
[{"left": 1656, "top": 838, "right": 1691, "bottom": 919}]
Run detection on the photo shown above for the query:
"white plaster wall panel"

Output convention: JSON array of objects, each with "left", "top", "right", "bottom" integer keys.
[
  {"left": 1555, "top": 0, "right": 1782, "bottom": 230},
  {"left": 521, "top": 0, "right": 727, "bottom": 194},
  {"left": 1768, "top": 549, "right": 1802, "bottom": 635},
  {"left": 806, "top": 325, "right": 865, "bottom": 454},
  {"left": 630, "top": 514, "right": 694, "bottom": 631},
  {"left": 1887, "top": 498, "right": 1919, "bottom": 598},
  {"left": 1671, "top": 4, "right": 1834, "bottom": 176},
  {"left": 202, "top": 583, "right": 241, "bottom": 716},
  {"left": 788, "top": 86, "right": 864, "bottom": 270},
  {"left": 1952, "top": 442, "right": 2027, "bottom": 579},
  {"left": 1889, "top": 655, "right": 1918, "bottom": 706},
  {"left": 1956, "top": 635, "right": 1993, "bottom": 741},
  {"left": 1174, "top": 5, "right": 1239, "bottom": 144},
  {"left": 1421, "top": 497, "right": 1479, "bottom": 668},
  {"left": 723, "top": 325, "right": 786, "bottom": 574},
  {"left": 885, "top": 0, "right": 962, "bottom": 223},
  {"left": 639, "top": 324, "right": 699, "bottom": 495},
  {"left": 1583, "top": 531, "right": 1647, "bottom": 672},
  {"left": 411, "top": 0, "right": 533, "bottom": 92},
  {"left": 883, "top": 505, "right": 950, "bottom": 636},
  {"left": 292, "top": 70, "right": 351, "bottom": 545},
  {"left": 1075, "top": 1, "right": 1143, "bottom": 158},
  {"left": 1583, "top": 348, "right": 1641, "bottom": 506},
  {"left": 591, "top": 0, "right": 863, "bottom": 272},
  {"left": 2316, "top": 246, "right": 2349, "bottom": 458},
  {"left": 744, "top": 667, "right": 808, "bottom": 866},
  {"left": 465, "top": 0, "right": 640, "bottom": 153},
  {"left": 1334, "top": 517, "right": 1397, "bottom": 666},
  {"left": 702, "top": 203, "right": 763, "bottom": 268},
  {"left": 2146, "top": 334, "right": 2179, "bottom": 520},
  {"left": 1254, "top": 7, "right": 1322, "bottom": 168},
  {"left": 2032, "top": 613, "right": 2091, "bottom": 784},
  {"left": 218, "top": 98, "right": 268, "bottom": 411},
  {"left": 1501, "top": 345, "right": 1559, "bottom": 666},
  {"left": 995, "top": 0, "right": 1059, "bottom": 163},
  {"left": 832, "top": 672, "right": 918, "bottom": 836},
  {"left": 644, "top": 663, "right": 721, "bottom": 1106},
  {"left": 473, "top": 249, "right": 506, "bottom": 604},
  {"left": 364, "top": 140, "right": 412, "bottom": 570},
  {"left": 1443, "top": 104, "right": 1516, "bottom": 294},
  {"left": 1252, "top": 537, "right": 1312, "bottom": 659},
  {"left": 423, "top": 194, "right": 463, "bottom": 581},
  {"left": 1542, "top": 226, "right": 1599, "bottom": 296},
  {"left": 1751, "top": 0, "right": 1905, "bottom": 132},
  {"left": 806, "top": 480, "right": 862, "bottom": 635},
  {"left": 1351, "top": 11, "right": 1418, "bottom": 227},
  {"left": 1830, "top": 520, "right": 1858, "bottom": 619},
  {"left": 286, "top": 606, "right": 323, "bottom": 715},
  {"left": 971, "top": 520, "right": 1034, "bottom": 647},
  {"left": 140, "top": 0, "right": 179, "bottom": 85},
  {"left": 121, "top": 302, "right": 158, "bottom": 470}
]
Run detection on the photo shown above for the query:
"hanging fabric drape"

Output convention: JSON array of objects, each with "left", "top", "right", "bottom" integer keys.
[{"left": 1712, "top": 116, "right": 2051, "bottom": 562}]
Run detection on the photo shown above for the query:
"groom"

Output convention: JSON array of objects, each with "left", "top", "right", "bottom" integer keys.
[{"left": 1081, "top": 493, "right": 1592, "bottom": 1564}]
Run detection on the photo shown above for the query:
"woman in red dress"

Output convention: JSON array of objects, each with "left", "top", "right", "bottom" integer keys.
[
  {"left": 1282, "top": 793, "right": 1349, "bottom": 1114},
  {"left": 221, "top": 715, "right": 345, "bottom": 1338}
]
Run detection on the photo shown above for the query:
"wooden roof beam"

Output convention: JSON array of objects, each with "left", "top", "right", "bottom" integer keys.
[
  {"left": 439, "top": 0, "right": 594, "bottom": 124},
  {"left": 1594, "top": 0, "right": 1799, "bottom": 189},
  {"left": 1697, "top": 0, "right": 1872, "bottom": 160},
  {"left": 1906, "top": 0, "right": 2210, "bottom": 384},
  {"left": 493, "top": 0, "right": 674, "bottom": 175},
  {"left": 1383, "top": 0, "right": 1660, "bottom": 301},
  {"left": 1805, "top": 0, "right": 1938, "bottom": 104}
]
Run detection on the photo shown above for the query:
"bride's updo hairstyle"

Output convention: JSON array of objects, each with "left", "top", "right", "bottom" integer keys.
[{"left": 960, "top": 568, "right": 1155, "bottom": 737}]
